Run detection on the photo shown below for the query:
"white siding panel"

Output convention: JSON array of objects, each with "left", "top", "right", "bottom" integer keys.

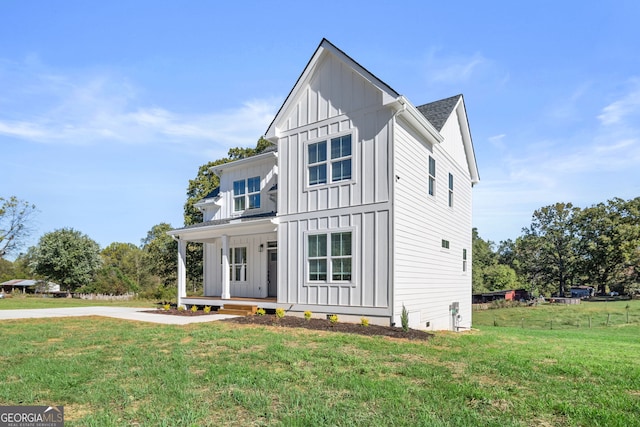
[{"left": 393, "top": 119, "right": 473, "bottom": 330}]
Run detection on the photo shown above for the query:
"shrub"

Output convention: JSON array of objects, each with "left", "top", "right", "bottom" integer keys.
[
  {"left": 329, "top": 314, "right": 339, "bottom": 324},
  {"left": 275, "top": 308, "right": 285, "bottom": 319},
  {"left": 256, "top": 308, "right": 266, "bottom": 316},
  {"left": 304, "top": 310, "right": 312, "bottom": 320},
  {"left": 163, "top": 303, "right": 171, "bottom": 311},
  {"left": 190, "top": 305, "right": 198, "bottom": 313},
  {"left": 401, "top": 305, "right": 409, "bottom": 332},
  {"left": 203, "top": 306, "right": 211, "bottom": 314},
  {"left": 360, "top": 317, "right": 369, "bottom": 327},
  {"left": 177, "top": 305, "right": 185, "bottom": 311}
]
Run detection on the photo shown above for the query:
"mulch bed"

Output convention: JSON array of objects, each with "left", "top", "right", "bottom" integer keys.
[
  {"left": 147, "top": 309, "right": 432, "bottom": 340},
  {"left": 223, "top": 315, "right": 433, "bottom": 341}
]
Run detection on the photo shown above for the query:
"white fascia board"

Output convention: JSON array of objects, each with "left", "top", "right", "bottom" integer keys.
[
  {"left": 391, "top": 96, "right": 444, "bottom": 145},
  {"left": 455, "top": 100, "right": 480, "bottom": 184},
  {"left": 210, "top": 151, "right": 277, "bottom": 176}
]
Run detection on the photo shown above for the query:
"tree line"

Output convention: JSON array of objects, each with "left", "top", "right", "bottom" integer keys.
[
  {"left": 473, "top": 198, "right": 640, "bottom": 297},
  {"left": 3, "top": 142, "right": 638, "bottom": 300}
]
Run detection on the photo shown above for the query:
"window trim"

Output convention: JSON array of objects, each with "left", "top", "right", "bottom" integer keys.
[
  {"left": 448, "top": 172, "right": 454, "bottom": 208},
  {"left": 233, "top": 176, "right": 261, "bottom": 212},
  {"left": 304, "top": 132, "right": 354, "bottom": 191},
  {"left": 304, "top": 228, "right": 355, "bottom": 286},
  {"left": 428, "top": 156, "right": 436, "bottom": 197}
]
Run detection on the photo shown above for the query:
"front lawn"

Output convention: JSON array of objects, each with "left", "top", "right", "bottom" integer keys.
[{"left": 0, "top": 314, "right": 638, "bottom": 426}]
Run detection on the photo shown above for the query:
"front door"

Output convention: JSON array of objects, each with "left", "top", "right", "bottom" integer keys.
[{"left": 267, "top": 249, "right": 277, "bottom": 297}]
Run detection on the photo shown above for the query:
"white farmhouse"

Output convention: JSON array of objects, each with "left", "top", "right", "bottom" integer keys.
[{"left": 168, "top": 39, "right": 479, "bottom": 331}]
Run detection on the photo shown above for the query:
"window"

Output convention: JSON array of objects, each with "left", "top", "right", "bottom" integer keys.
[
  {"left": 441, "top": 239, "right": 450, "bottom": 249},
  {"left": 428, "top": 156, "right": 436, "bottom": 196},
  {"left": 307, "top": 231, "right": 352, "bottom": 282},
  {"left": 308, "top": 141, "right": 327, "bottom": 185},
  {"left": 233, "top": 179, "right": 245, "bottom": 211},
  {"left": 307, "top": 134, "right": 352, "bottom": 186},
  {"left": 220, "top": 247, "right": 247, "bottom": 282},
  {"left": 463, "top": 249, "right": 467, "bottom": 272},
  {"left": 448, "top": 173, "right": 454, "bottom": 207},
  {"left": 247, "top": 176, "right": 261, "bottom": 209},
  {"left": 233, "top": 176, "right": 261, "bottom": 211},
  {"left": 331, "top": 135, "right": 352, "bottom": 182}
]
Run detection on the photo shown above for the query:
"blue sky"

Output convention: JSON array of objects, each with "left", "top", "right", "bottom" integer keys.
[{"left": 2, "top": 1, "right": 639, "bottom": 256}]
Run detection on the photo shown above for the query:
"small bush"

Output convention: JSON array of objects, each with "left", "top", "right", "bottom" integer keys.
[
  {"left": 163, "top": 303, "right": 171, "bottom": 311},
  {"left": 275, "top": 308, "right": 285, "bottom": 319},
  {"left": 203, "top": 306, "right": 211, "bottom": 313},
  {"left": 304, "top": 310, "right": 312, "bottom": 320},
  {"left": 177, "top": 305, "right": 185, "bottom": 311},
  {"left": 329, "top": 314, "right": 339, "bottom": 324},
  {"left": 256, "top": 308, "right": 266, "bottom": 316},
  {"left": 401, "top": 305, "right": 409, "bottom": 332},
  {"left": 360, "top": 317, "right": 369, "bottom": 327},
  {"left": 190, "top": 305, "right": 198, "bottom": 313}
]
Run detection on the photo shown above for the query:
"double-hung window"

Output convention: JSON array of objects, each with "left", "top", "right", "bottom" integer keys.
[
  {"left": 221, "top": 247, "right": 247, "bottom": 282},
  {"left": 428, "top": 156, "right": 436, "bottom": 196},
  {"left": 307, "top": 134, "right": 352, "bottom": 186},
  {"left": 448, "top": 173, "right": 454, "bottom": 207},
  {"left": 233, "top": 176, "right": 261, "bottom": 212},
  {"left": 462, "top": 249, "right": 467, "bottom": 272},
  {"left": 307, "top": 231, "right": 352, "bottom": 283}
]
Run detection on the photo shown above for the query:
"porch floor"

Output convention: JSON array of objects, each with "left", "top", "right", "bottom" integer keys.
[{"left": 181, "top": 296, "right": 279, "bottom": 310}]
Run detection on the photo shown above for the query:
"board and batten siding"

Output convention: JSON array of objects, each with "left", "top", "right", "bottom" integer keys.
[
  {"left": 205, "top": 160, "right": 277, "bottom": 222},
  {"left": 275, "top": 53, "right": 396, "bottom": 313},
  {"left": 393, "top": 117, "right": 473, "bottom": 331},
  {"left": 278, "top": 208, "right": 390, "bottom": 309}
]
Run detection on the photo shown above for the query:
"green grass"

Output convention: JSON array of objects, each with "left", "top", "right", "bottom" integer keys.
[
  {"left": 473, "top": 300, "right": 640, "bottom": 329},
  {"left": 0, "top": 294, "right": 156, "bottom": 309},
  {"left": 1, "top": 309, "right": 639, "bottom": 426}
]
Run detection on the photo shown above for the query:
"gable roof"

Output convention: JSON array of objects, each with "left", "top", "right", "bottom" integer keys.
[
  {"left": 265, "top": 38, "right": 400, "bottom": 140},
  {"left": 416, "top": 95, "right": 462, "bottom": 132}
]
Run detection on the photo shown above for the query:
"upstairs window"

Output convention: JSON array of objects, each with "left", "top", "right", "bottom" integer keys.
[
  {"left": 442, "top": 239, "right": 450, "bottom": 249},
  {"left": 448, "top": 173, "right": 454, "bottom": 207},
  {"left": 463, "top": 249, "right": 467, "bottom": 272},
  {"left": 233, "top": 176, "right": 261, "bottom": 212},
  {"left": 428, "top": 156, "right": 436, "bottom": 196},
  {"left": 307, "top": 134, "right": 352, "bottom": 186},
  {"left": 233, "top": 179, "right": 246, "bottom": 211},
  {"left": 247, "top": 176, "right": 261, "bottom": 209}
]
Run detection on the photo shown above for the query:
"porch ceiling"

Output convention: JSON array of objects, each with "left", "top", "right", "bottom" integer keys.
[{"left": 168, "top": 217, "right": 278, "bottom": 243}]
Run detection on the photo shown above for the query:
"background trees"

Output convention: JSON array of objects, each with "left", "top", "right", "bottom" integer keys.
[{"left": 0, "top": 196, "right": 37, "bottom": 259}]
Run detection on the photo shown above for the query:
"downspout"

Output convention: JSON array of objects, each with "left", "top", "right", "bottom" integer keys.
[{"left": 388, "top": 98, "right": 406, "bottom": 326}]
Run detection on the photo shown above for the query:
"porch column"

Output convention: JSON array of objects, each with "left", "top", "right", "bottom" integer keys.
[
  {"left": 221, "top": 234, "right": 230, "bottom": 299},
  {"left": 177, "top": 238, "right": 187, "bottom": 307}
]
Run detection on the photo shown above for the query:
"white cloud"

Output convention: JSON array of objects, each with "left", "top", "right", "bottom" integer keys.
[
  {"left": 597, "top": 79, "right": 640, "bottom": 126},
  {"left": 0, "top": 59, "right": 279, "bottom": 152},
  {"left": 422, "top": 50, "right": 488, "bottom": 85}
]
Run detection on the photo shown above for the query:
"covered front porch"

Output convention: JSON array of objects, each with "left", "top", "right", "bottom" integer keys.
[
  {"left": 167, "top": 213, "right": 279, "bottom": 308},
  {"left": 180, "top": 296, "right": 279, "bottom": 310}
]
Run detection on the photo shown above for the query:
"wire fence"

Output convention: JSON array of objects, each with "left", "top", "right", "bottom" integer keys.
[{"left": 489, "top": 311, "right": 638, "bottom": 330}]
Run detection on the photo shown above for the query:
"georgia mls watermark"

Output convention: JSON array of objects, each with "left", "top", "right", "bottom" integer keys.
[{"left": 0, "top": 406, "right": 64, "bottom": 427}]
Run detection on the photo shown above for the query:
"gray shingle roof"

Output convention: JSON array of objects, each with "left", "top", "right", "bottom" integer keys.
[{"left": 416, "top": 94, "right": 462, "bottom": 132}]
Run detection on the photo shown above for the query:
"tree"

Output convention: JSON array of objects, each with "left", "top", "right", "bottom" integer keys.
[
  {"left": 483, "top": 264, "right": 520, "bottom": 291},
  {"left": 472, "top": 228, "right": 496, "bottom": 293},
  {"left": 574, "top": 197, "right": 640, "bottom": 294},
  {"left": 518, "top": 203, "right": 580, "bottom": 296},
  {"left": 83, "top": 243, "right": 155, "bottom": 295},
  {"left": 141, "top": 223, "right": 177, "bottom": 297},
  {"left": 0, "top": 196, "right": 37, "bottom": 259},
  {"left": 31, "top": 228, "right": 102, "bottom": 292}
]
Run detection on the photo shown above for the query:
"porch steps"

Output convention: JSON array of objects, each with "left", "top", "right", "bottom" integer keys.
[{"left": 217, "top": 304, "right": 258, "bottom": 316}]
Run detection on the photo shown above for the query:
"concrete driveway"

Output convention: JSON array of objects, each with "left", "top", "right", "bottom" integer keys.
[{"left": 0, "top": 306, "right": 238, "bottom": 325}]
